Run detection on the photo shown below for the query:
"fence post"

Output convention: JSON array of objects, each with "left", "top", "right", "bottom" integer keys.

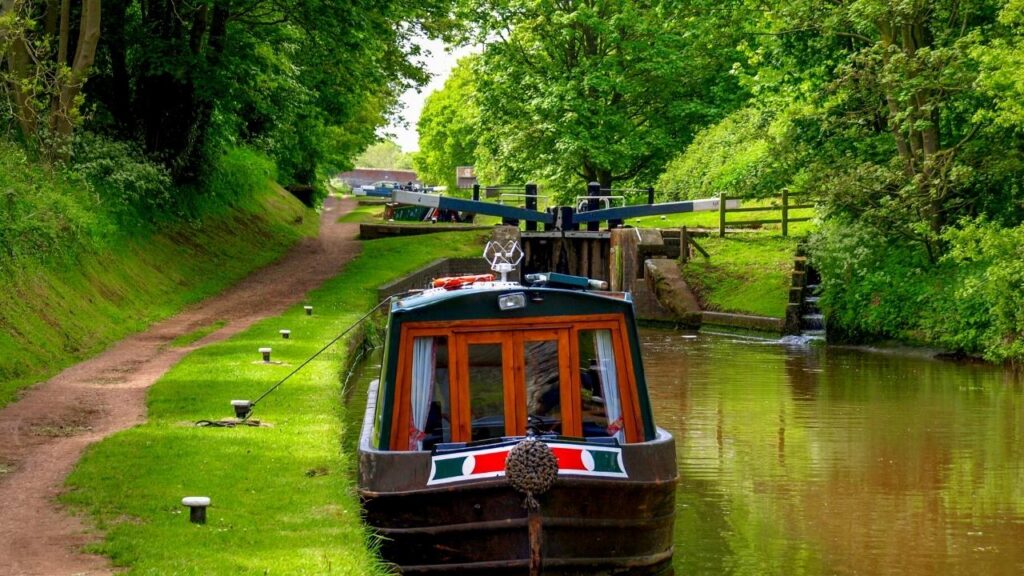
[
  {"left": 472, "top": 183, "right": 480, "bottom": 202},
  {"left": 525, "top": 183, "right": 538, "bottom": 231},
  {"left": 781, "top": 188, "right": 789, "bottom": 237},
  {"left": 680, "top": 226, "right": 689, "bottom": 264},
  {"left": 647, "top": 186, "right": 655, "bottom": 205},
  {"left": 719, "top": 194, "right": 727, "bottom": 237}
]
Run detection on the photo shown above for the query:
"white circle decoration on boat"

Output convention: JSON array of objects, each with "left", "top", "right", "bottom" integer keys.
[
  {"left": 462, "top": 455, "right": 476, "bottom": 476},
  {"left": 581, "top": 450, "right": 596, "bottom": 471}
]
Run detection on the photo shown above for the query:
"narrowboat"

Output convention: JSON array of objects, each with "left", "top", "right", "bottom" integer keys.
[{"left": 358, "top": 242, "right": 677, "bottom": 575}]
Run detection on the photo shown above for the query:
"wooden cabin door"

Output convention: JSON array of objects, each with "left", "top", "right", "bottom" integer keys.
[{"left": 452, "top": 328, "right": 575, "bottom": 442}]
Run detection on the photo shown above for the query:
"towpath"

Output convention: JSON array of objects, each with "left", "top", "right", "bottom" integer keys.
[{"left": 0, "top": 196, "right": 360, "bottom": 576}]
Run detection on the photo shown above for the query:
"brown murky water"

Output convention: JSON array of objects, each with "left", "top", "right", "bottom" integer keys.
[{"left": 642, "top": 328, "right": 1024, "bottom": 576}]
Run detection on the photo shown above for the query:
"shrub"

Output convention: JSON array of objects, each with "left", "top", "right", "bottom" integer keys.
[
  {"left": 939, "top": 220, "right": 1024, "bottom": 361},
  {"left": 656, "top": 105, "right": 800, "bottom": 201},
  {"left": 0, "top": 141, "right": 98, "bottom": 266},
  {"left": 72, "top": 132, "right": 175, "bottom": 226},
  {"left": 809, "top": 217, "right": 1024, "bottom": 362}
]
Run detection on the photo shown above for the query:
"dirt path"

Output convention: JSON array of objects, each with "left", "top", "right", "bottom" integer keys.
[{"left": 0, "top": 196, "right": 361, "bottom": 576}]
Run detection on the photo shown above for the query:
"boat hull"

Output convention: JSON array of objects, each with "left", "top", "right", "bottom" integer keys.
[
  {"left": 361, "top": 476, "right": 676, "bottom": 575},
  {"left": 359, "top": 373, "right": 678, "bottom": 575}
]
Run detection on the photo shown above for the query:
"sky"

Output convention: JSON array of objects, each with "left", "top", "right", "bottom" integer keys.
[{"left": 384, "top": 37, "right": 477, "bottom": 153}]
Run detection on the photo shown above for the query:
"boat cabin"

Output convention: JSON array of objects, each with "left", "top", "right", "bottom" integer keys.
[{"left": 369, "top": 278, "right": 658, "bottom": 453}]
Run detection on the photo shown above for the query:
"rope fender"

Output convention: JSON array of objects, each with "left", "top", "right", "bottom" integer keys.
[{"left": 505, "top": 438, "right": 558, "bottom": 510}]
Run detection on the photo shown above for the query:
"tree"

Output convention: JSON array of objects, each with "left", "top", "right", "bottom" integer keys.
[
  {"left": 84, "top": 0, "right": 456, "bottom": 184},
  {"left": 356, "top": 140, "right": 413, "bottom": 169},
  {"left": 413, "top": 55, "right": 479, "bottom": 189},
  {"left": 761, "top": 0, "right": 1022, "bottom": 258},
  {"left": 1, "top": 0, "right": 101, "bottom": 160},
  {"left": 460, "top": 0, "right": 747, "bottom": 191}
]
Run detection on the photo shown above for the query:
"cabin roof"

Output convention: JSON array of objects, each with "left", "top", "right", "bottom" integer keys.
[{"left": 390, "top": 284, "right": 634, "bottom": 325}]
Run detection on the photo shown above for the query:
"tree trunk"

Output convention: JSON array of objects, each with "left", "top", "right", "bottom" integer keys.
[
  {"left": 52, "top": 0, "right": 100, "bottom": 144},
  {"left": 6, "top": 21, "right": 37, "bottom": 140},
  {"left": 105, "top": 0, "right": 132, "bottom": 132}
]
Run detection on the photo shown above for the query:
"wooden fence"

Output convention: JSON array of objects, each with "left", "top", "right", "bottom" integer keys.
[{"left": 718, "top": 190, "right": 814, "bottom": 237}]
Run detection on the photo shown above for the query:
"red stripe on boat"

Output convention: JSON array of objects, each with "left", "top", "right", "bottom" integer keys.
[
  {"left": 472, "top": 450, "right": 510, "bottom": 474},
  {"left": 551, "top": 447, "right": 586, "bottom": 471}
]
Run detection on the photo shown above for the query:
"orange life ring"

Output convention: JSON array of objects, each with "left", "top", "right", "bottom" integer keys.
[{"left": 432, "top": 274, "right": 495, "bottom": 290}]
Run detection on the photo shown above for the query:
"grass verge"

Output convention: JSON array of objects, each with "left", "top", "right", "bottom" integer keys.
[
  {"left": 626, "top": 198, "right": 815, "bottom": 234},
  {"left": 63, "top": 230, "right": 488, "bottom": 575},
  {"left": 0, "top": 184, "right": 315, "bottom": 408},
  {"left": 338, "top": 203, "right": 385, "bottom": 223},
  {"left": 681, "top": 233, "right": 798, "bottom": 318}
]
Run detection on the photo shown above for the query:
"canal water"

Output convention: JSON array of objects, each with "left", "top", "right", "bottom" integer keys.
[
  {"left": 643, "top": 328, "right": 1024, "bottom": 576},
  {"left": 347, "top": 328, "right": 1024, "bottom": 575}
]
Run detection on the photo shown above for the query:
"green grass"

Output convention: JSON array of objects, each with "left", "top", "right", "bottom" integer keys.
[
  {"left": 338, "top": 203, "right": 385, "bottom": 223},
  {"left": 0, "top": 183, "right": 316, "bottom": 408},
  {"left": 63, "top": 230, "right": 488, "bottom": 575},
  {"left": 170, "top": 321, "right": 228, "bottom": 348},
  {"left": 681, "top": 233, "right": 799, "bottom": 318},
  {"left": 625, "top": 198, "right": 816, "bottom": 233}
]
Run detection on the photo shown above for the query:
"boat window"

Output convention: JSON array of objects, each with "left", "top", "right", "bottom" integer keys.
[
  {"left": 467, "top": 343, "right": 506, "bottom": 442},
  {"left": 524, "top": 339, "right": 562, "bottom": 435},
  {"left": 578, "top": 329, "right": 624, "bottom": 441},
  {"left": 409, "top": 336, "right": 451, "bottom": 450}
]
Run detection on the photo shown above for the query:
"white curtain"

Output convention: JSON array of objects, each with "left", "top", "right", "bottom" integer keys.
[
  {"left": 594, "top": 330, "right": 624, "bottom": 442},
  {"left": 410, "top": 337, "right": 436, "bottom": 450}
]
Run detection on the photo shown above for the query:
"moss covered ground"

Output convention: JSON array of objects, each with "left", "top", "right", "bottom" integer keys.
[
  {"left": 63, "top": 230, "right": 487, "bottom": 575},
  {"left": 0, "top": 184, "right": 316, "bottom": 408},
  {"left": 680, "top": 233, "right": 800, "bottom": 319}
]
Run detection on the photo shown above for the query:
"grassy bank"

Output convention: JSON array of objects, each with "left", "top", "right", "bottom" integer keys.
[
  {"left": 0, "top": 183, "right": 316, "bottom": 407},
  {"left": 810, "top": 218, "right": 1024, "bottom": 362},
  {"left": 626, "top": 198, "right": 815, "bottom": 234},
  {"left": 63, "top": 230, "right": 488, "bottom": 574},
  {"left": 680, "top": 233, "right": 798, "bottom": 318}
]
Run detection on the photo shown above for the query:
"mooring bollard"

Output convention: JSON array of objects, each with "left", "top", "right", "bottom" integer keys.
[
  {"left": 182, "top": 496, "right": 210, "bottom": 524},
  {"left": 259, "top": 347, "right": 272, "bottom": 362},
  {"left": 231, "top": 400, "right": 252, "bottom": 419},
  {"left": 280, "top": 329, "right": 291, "bottom": 339},
  {"left": 304, "top": 305, "right": 313, "bottom": 316}
]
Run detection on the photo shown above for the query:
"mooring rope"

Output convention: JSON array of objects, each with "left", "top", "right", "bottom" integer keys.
[
  {"left": 505, "top": 438, "right": 559, "bottom": 510},
  {"left": 248, "top": 296, "right": 394, "bottom": 408},
  {"left": 194, "top": 296, "right": 396, "bottom": 427},
  {"left": 195, "top": 419, "right": 263, "bottom": 428}
]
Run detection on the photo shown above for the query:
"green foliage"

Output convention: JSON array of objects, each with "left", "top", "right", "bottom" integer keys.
[
  {"left": 62, "top": 231, "right": 487, "bottom": 574},
  {"left": 941, "top": 220, "right": 1024, "bottom": 361},
  {"left": 413, "top": 55, "right": 480, "bottom": 189},
  {"left": 82, "top": 0, "right": 456, "bottom": 186},
  {"left": 459, "top": 0, "right": 747, "bottom": 191},
  {"left": 355, "top": 140, "right": 414, "bottom": 170},
  {"left": 72, "top": 133, "right": 175, "bottom": 226},
  {"left": 809, "top": 218, "right": 1024, "bottom": 362},
  {"left": 656, "top": 105, "right": 804, "bottom": 201},
  {"left": 0, "top": 140, "right": 98, "bottom": 265},
  {"left": 196, "top": 147, "right": 278, "bottom": 214},
  {"left": 764, "top": 0, "right": 1024, "bottom": 256}
]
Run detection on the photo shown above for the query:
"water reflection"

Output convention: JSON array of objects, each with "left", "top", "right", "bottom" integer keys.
[{"left": 642, "top": 329, "right": 1024, "bottom": 576}]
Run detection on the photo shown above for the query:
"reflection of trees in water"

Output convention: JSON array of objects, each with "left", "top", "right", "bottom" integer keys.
[
  {"left": 641, "top": 329, "right": 1024, "bottom": 575},
  {"left": 784, "top": 346, "right": 820, "bottom": 401}
]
